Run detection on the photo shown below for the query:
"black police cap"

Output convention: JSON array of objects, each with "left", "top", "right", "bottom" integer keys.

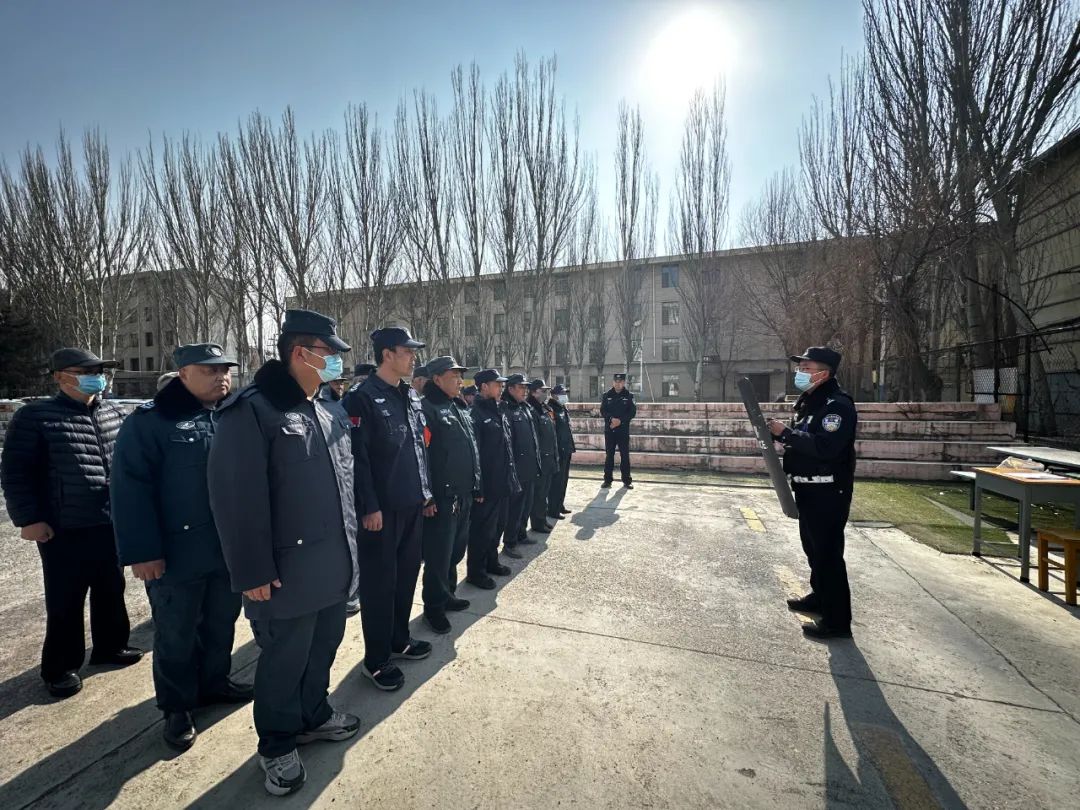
[
  {"left": 528, "top": 378, "right": 550, "bottom": 391},
  {"left": 789, "top": 346, "right": 842, "bottom": 372},
  {"left": 551, "top": 384, "right": 568, "bottom": 395},
  {"left": 49, "top": 348, "right": 119, "bottom": 372},
  {"left": 412, "top": 364, "right": 429, "bottom": 379},
  {"left": 426, "top": 355, "right": 468, "bottom": 377},
  {"left": 462, "top": 385, "right": 478, "bottom": 396},
  {"left": 613, "top": 373, "right": 627, "bottom": 381},
  {"left": 353, "top": 362, "right": 376, "bottom": 377},
  {"left": 474, "top": 368, "right": 507, "bottom": 386},
  {"left": 505, "top": 373, "right": 528, "bottom": 387},
  {"left": 370, "top": 326, "right": 425, "bottom": 351},
  {"left": 173, "top": 343, "right": 238, "bottom": 368},
  {"left": 281, "top": 309, "right": 350, "bottom": 353}
]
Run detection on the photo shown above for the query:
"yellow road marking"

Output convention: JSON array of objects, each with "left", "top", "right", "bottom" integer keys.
[{"left": 740, "top": 506, "right": 766, "bottom": 533}]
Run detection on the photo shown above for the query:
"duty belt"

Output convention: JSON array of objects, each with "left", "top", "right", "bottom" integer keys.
[{"left": 791, "top": 475, "right": 835, "bottom": 484}]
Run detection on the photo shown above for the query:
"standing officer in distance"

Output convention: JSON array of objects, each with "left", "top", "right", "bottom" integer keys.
[
  {"left": 500, "top": 373, "right": 540, "bottom": 558},
  {"left": 411, "top": 364, "right": 429, "bottom": 397},
  {"left": 527, "top": 379, "right": 559, "bottom": 534},
  {"left": 111, "top": 343, "right": 252, "bottom": 751},
  {"left": 208, "top": 310, "right": 360, "bottom": 796},
  {"left": 467, "top": 369, "right": 519, "bottom": 588},
  {"left": 346, "top": 327, "right": 434, "bottom": 692},
  {"left": 600, "top": 372, "right": 636, "bottom": 489},
  {"left": 418, "top": 356, "right": 481, "bottom": 634},
  {"left": 1, "top": 348, "right": 143, "bottom": 699},
  {"left": 767, "top": 346, "right": 857, "bottom": 641},
  {"left": 547, "top": 384, "right": 576, "bottom": 519},
  {"left": 461, "top": 384, "right": 478, "bottom": 411}
]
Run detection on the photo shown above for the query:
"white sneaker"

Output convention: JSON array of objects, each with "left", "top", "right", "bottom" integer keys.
[
  {"left": 259, "top": 748, "right": 306, "bottom": 796},
  {"left": 296, "top": 710, "right": 360, "bottom": 744}
]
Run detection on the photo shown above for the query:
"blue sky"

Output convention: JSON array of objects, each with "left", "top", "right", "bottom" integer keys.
[{"left": 0, "top": 0, "right": 864, "bottom": 248}]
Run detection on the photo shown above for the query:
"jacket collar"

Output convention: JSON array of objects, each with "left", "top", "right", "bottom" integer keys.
[
  {"left": 368, "top": 370, "right": 412, "bottom": 399},
  {"left": 154, "top": 377, "right": 207, "bottom": 419},
  {"left": 423, "top": 380, "right": 452, "bottom": 405},
  {"left": 56, "top": 391, "right": 99, "bottom": 412},
  {"left": 527, "top": 396, "right": 548, "bottom": 414},
  {"left": 253, "top": 359, "right": 310, "bottom": 412},
  {"left": 549, "top": 398, "right": 565, "bottom": 414},
  {"left": 794, "top": 377, "right": 840, "bottom": 413},
  {"left": 475, "top": 395, "right": 500, "bottom": 414}
]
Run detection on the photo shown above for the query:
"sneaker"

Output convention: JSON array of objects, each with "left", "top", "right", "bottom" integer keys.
[
  {"left": 486, "top": 563, "right": 511, "bottom": 577},
  {"left": 445, "top": 597, "right": 470, "bottom": 611},
  {"left": 361, "top": 662, "right": 405, "bottom": 691},
  {"left": 46, "top": 672, "right": 82, "bottom": 699},
  {"left": 424, "top": 611, "right": 452, "bottom": 634},
  {"left": 466, "top": 573, "right": 497, "bottom": 590},
  {"left": 88, "top": 647, "right": 145, "bottom": 667},
  {"left": 345, "top": 597, "right": 361, "bottom": 616},
  {"left": 297, "top": 710, "right": 360, "bottom": 744},
  {"left": 260, "top": 749, "right": 306, "bottom": 796},
  {"left": 163, "top": 711, "right": 197, "bottom": 751},
  {"left": 391, "top": 640, "right": 432, "bottom": 661}
]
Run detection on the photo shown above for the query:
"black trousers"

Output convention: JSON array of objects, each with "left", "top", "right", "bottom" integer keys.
[
  {"left": 793, "top": 484, "right": 853, "bottom": 629},
  {"left": 468, "top": 495, "right": 509, "bottom": 576},
  {"left": 603, "top": 428, "right": 632, "bottom": 484},
  {"left": 505, "top": 482, "right": 535, "bottom": 546},
  {"left": 530, "top": 470, "right": 554, "bottom": 530},
  {"left": 357, "top": 504, "right": 423, "bottom": 669},
  {"left": 548, "top": 454, "right": 572, "bottom": 516},
  {"left": 250, "top": 601, "right": 345, "bottom": 758},
  {"left": 36, "top": 524, "right": 131, "bottom": 682},
  {"left": 145, "top": 568, "right": 241, "bottom": 712},
  {"left": 421, "top": 494, "right": 472, "bottom": 615}
]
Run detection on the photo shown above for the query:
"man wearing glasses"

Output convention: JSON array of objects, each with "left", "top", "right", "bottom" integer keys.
[
  {"left": 1, "top": 348, "right": 143, "bottom": 700},
  {"left": 208, "top": 310, "right": 360, "bottom": 796}
]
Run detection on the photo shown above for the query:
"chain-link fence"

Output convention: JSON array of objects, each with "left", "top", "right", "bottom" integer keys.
[{"left": 881, "top": 324, "right": 1080, "bottom": 446}]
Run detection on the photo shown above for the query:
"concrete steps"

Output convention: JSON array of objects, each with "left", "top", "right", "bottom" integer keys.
[
  {"left": 568, "top": 401, "right": 1003, "bottom": 422},
  {"left": 572, "top": 417, "right": 1016, "bottom": 440}
]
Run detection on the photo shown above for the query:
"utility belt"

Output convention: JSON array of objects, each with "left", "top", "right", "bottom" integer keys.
[{"left": 790, "top": 475, "right": 835, "bottom": 484}]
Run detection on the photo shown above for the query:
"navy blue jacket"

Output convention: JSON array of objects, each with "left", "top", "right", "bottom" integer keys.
[
  {"left": 501, "top": 391, "right": 541, "bottom": 485},
  {"left": 1, "top": 392, "right": 124, "bottom": 530},
  {"left": 550, "top": 398, "right": 577, "bottom": 457},
  {"left": 470, "top": 395, "right": 522, "bottom": 500},
  {"left": 527, "top": 395, "right": 560, "bottom": 476},
  {"left": 600, "top": 387, "right": 636, "bottom": 432},
  {"left": 208, "top": 360, "right": 358, "bottom": 620},
  {"left": 111, "top": 377, "right": 228, "bottom": 583},
  {"left": 780, "top": 378, "right": 858, "bottom": 487},
  {"left": 420, "top": 382, "right": 481, "bottom": 500},
  {"left": 344, "top": 371, "right": 432, "bottom": 515}
]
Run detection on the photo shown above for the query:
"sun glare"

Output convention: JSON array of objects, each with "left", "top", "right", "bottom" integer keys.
[{"left": 640, "top": 7, "right": 736, "bottom": 110}]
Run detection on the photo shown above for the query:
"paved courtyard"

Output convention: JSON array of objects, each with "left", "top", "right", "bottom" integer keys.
[{"left": 1, "top": 474, "right": 1078, "bottom": 808}]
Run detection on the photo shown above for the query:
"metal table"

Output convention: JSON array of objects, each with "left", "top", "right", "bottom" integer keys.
[
  {"left": 987, "top": 446, "right": 1080, "bottom": 471},
  {"left": 971, "top": 467, "right": 1080, "bottom": 582}
]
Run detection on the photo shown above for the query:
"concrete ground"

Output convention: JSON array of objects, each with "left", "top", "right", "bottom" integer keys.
[{"left": 1, "top": 474, "right": 1079, "bottom": 809}]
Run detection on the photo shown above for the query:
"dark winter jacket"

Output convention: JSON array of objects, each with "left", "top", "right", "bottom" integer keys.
[
  {"left": 420, "top": 381, "right": 481, "bottom": 500},
  {"left": 549, "top": 398, "right": 577, "bottom": 457},
  {"left": 600, "top": 387, "right": 637, "bottom": 431},
  {"left": 207, "top": 360, "right": 358, "bottom": 621},
  {"left": 527, "top": 395, "right": 560, "bottom": 476},
  {"left": 471, "top": 395, "right": 521, "bottom": 500},
  {"left": 344, "top": 371, "right": 432, "bottom": 515},
  {"left": 780, "top": 377, "right": 858, "bottom": 488},
  {"left": 110, "top": 378, "right": 228, "bottom": 583},
  {"left": 1, "top": 392, "right": 125, "bottom": 530},
  {"left": 501, "top": 391, "right": 541, "bottom": 484}
]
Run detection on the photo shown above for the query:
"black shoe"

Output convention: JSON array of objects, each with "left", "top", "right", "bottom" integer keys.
[
  {"left": 361, "top": 662, "right": 404, "bottom": 691},
  {"left": 502, "top": 546, "right": 523, "bottom": 560},
  {"left": 199, "top": 680, "right": 254, "bottom": 705},
  {"left": 163, "top": 711, "right": 197, "bottom": 751},
  {"left": 529, "top": 525, "right": 552, "bottom": 534},
  {"left": 623, "top": 482, "right": 634, "bottom": 489},
  {"left": 46, "top": 672, "right": 82, "bottom": 699},
  {"left": 786, "top": 595, "right": 821, "bottom": 614},
  {"left": 391, "top": 640, "right": 432, "bottom": 661},
  {"left": 520, "top": 534, "right": 540, "bottom": 544},
  {"left": 89, "top": 647, "right": 144, "bottom": 667},
  {"left": 559, "top": 509, "right": 572, "bottom": 515},
  {"left": 424, "top": 611, "right": 451, "bottom": 634},
  {"left": 466, "top": 574, "right": 497, "bottom": 590},
  {"left": 445, "top": 597, "right": 470, "bottom": 611},
  {"left": 486, "top": 563, "right": 511, "bottom": 577},
  {"left": 802, "top": 620, "right": 852, "bottom": 640},
  {"left": 549, "top": 514, "right": 564, "bottom": 521},
  {"left": 600, "top": 481, "right": 612, "bottom": 489}
]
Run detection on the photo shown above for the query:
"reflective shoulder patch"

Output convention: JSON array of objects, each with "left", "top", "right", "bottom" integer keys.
[
  {"left": 137, "top": 401, "right": 155, "bottom": 411},
  {"left": 176, "top": 420, "right": 196, "bottom": 430},
  {"left": 822, "top": 413, "right": 842, "bottom": 432}
]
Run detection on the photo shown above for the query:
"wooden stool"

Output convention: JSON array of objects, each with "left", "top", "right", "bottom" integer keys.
[{"left": 1036, "top": 529, "right": 1080, "bottom": 606}]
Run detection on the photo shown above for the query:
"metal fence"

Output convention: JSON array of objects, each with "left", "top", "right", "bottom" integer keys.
[{"left": 881, "top": 324, "right": 1080, "bottom": 446}]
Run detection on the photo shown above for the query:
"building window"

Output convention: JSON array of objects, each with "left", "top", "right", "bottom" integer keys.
[
  {"left": 144, "top": 306, "right": 152, "bottom": 322},
  {"left": 662, "top": 338, "right": 680, "bottom": 362},
  {"left": 436, "top": 318, "right": 448, "bottom": 339},
  {"left": 146, "top": 356, "right": 155, "bottom": 371},
  {"left": 555, "top": 343, "right": 568, "bottom": 365},
  {"left": 663, "top": 374, "right": 680, "bottom": 398},
  {"left": 662, "top": 302, "right": 680, "bottom": 326},
  {"left": 661, "top": 265, "right": 679, "bottom": 288},
  {"left": 589, "top": 341, "right": 604, "bottom": 364},
  {"left": 589, "top": 375, "right": 601, "bottom": 398},
  {"left": 587, "top": 305, "right": 602, "bottom": 322},
  {"left": 628, "top": 374, "right": 642, "bottom": 393},
  {"left": 129, "top": 358, "right": 140, "bottom": 371},
  {"left": 145, "top": 332, "right": 154, "bottom": 348},
  {"left": 493, "top": 282, "right": 506, "bottom": 301},
  {"left": 555, "top": 375, "right": 568, "bottom": 388},
  {"left": 128, "top": 333, "right": 138, "bottom": 348},
  {"left": 164, "top": 330, "right": 174, "bottom": 345},
  {"left": 553, "top": 275, "right": 570, "bottom": 294},
  {"left": 464, "top": 318, "right": 477, "bottom": 338},
  {"left": 465, "top": 347, "right": 480, "bottom": 367},
  {"left": 494, "top": 313, "right": 506, "bottom": 334},
  {"left": 554, "top": 308, "right": 569, "bottom": 331},
  {"left": 437, "top": 346, "right": 450, "bottom": 359},
  {"left": 464, "top": 284, "right": 479, "bottom": 304},
  {"left": 524, "top": 313, "right": 533, "bottom": 334}
]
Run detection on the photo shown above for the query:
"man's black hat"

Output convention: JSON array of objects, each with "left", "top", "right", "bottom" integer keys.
[
  {"left": 426, "top": 355, "right": 468, "bottom": 377},
  {"left": 505, "top": 373, "right": 528, "bottom": 387},
  {"left": 370, "top": 326, "right": 425, "bottom": 351},
  {"left": 49, "top": 348, "right": 119, "bottom": 372},
  {"left": 613, "top": 373, "right": 627, "bottom": 381},
  {"left": 551, "top": 384, "right": 568, "bottom": 395},
  {"left": 528, "top": 378, "right": 550, "bottom": 391},
  {"left": 412, "top": 364, "right": 429, "bottom": 379},
  {"left": 789, "top": 346, "right": 842, "bottom": 372},
  {"left": 462, "top": 385, "right": 478, "bottom": 396},
  {"left": 474, "top": 369, "right": 507, "bottom": 386},
  {"left": 281, "top": 309, "right": 351, "bottom": 353},
  {"left": 353, "top": 362, "right": 376, "bottom": 377},
  {"left": 173, "top": 343, "right": 238, "bottom": 368}
]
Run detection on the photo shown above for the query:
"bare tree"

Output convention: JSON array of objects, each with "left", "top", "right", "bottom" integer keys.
[{"left": 564, "top": 180, "right": 601, "bottom": 390}]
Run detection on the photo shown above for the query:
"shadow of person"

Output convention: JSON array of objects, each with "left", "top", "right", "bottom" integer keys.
[
  {"left": 0, "top": 617, "right": 155, "bottom": 726},
  {"left": 0, "top": 638, "right": 260, "bottom": 810},
  {"left": 189, "top": 602, "right": 494, "bottom": 807},
  {"left": 823, "top": 641, "right": 967, "bottom": 809},
  {"left": 570, "top": 487, "right": 627, "bottom": 541}
]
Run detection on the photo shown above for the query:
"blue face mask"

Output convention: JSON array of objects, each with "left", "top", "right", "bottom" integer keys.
[
  {"left": 304, "top": 349, "right": 344, "bottom": 384},
  {"left": 73, "top": 373, "right": 107, "bottom": 396},
  {"left": 794, "top": 371, "right": 816, "bottom": 392}
]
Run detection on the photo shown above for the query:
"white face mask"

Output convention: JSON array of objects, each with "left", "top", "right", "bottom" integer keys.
[{"left": 556, "top": 394, "right": 568, "bottom": 405}]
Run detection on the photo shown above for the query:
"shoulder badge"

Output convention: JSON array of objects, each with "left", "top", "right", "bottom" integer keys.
[
  {"left": 374, "top": 397, "right": 386, "bottom": 404},
  {"left": 285, "top": 412, "right": 304, "bottom": 422},
  {"left": 822, "top": 413, "right": 842, "bottom": 432},
  {"left": 137, "top": 401, "right": 155, "bottom": 411},
  {"left": 175, "top": 420, "right": 196, "bottom": 430}
]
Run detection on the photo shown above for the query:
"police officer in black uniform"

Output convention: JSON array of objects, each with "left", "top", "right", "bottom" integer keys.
[
  {"left": 547, "top": 384, "right": 576, "bottom": 519},
  {"left": 112, "top": 343, "right": 252, "bottom": 751},
  {"left": 527, "top": 379, "right": 559, "bottom": 533},
  {"left": 500, "top": 373, "right": 541, "bottom": 558},
  {"left": 467, "top": 369, "right": 520, "bottom": 588},
  {"left": 345, "top": 327, "right": 434, "bottom": 692},
  {"left": 418, "top": 356, "right": 481, "bottom": 634},
  {"left": 600, "top": 372, "right": 636, "bottom": 489},
  {"left": 768, "top": 346, "right": 857, "bottom": 640}
]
